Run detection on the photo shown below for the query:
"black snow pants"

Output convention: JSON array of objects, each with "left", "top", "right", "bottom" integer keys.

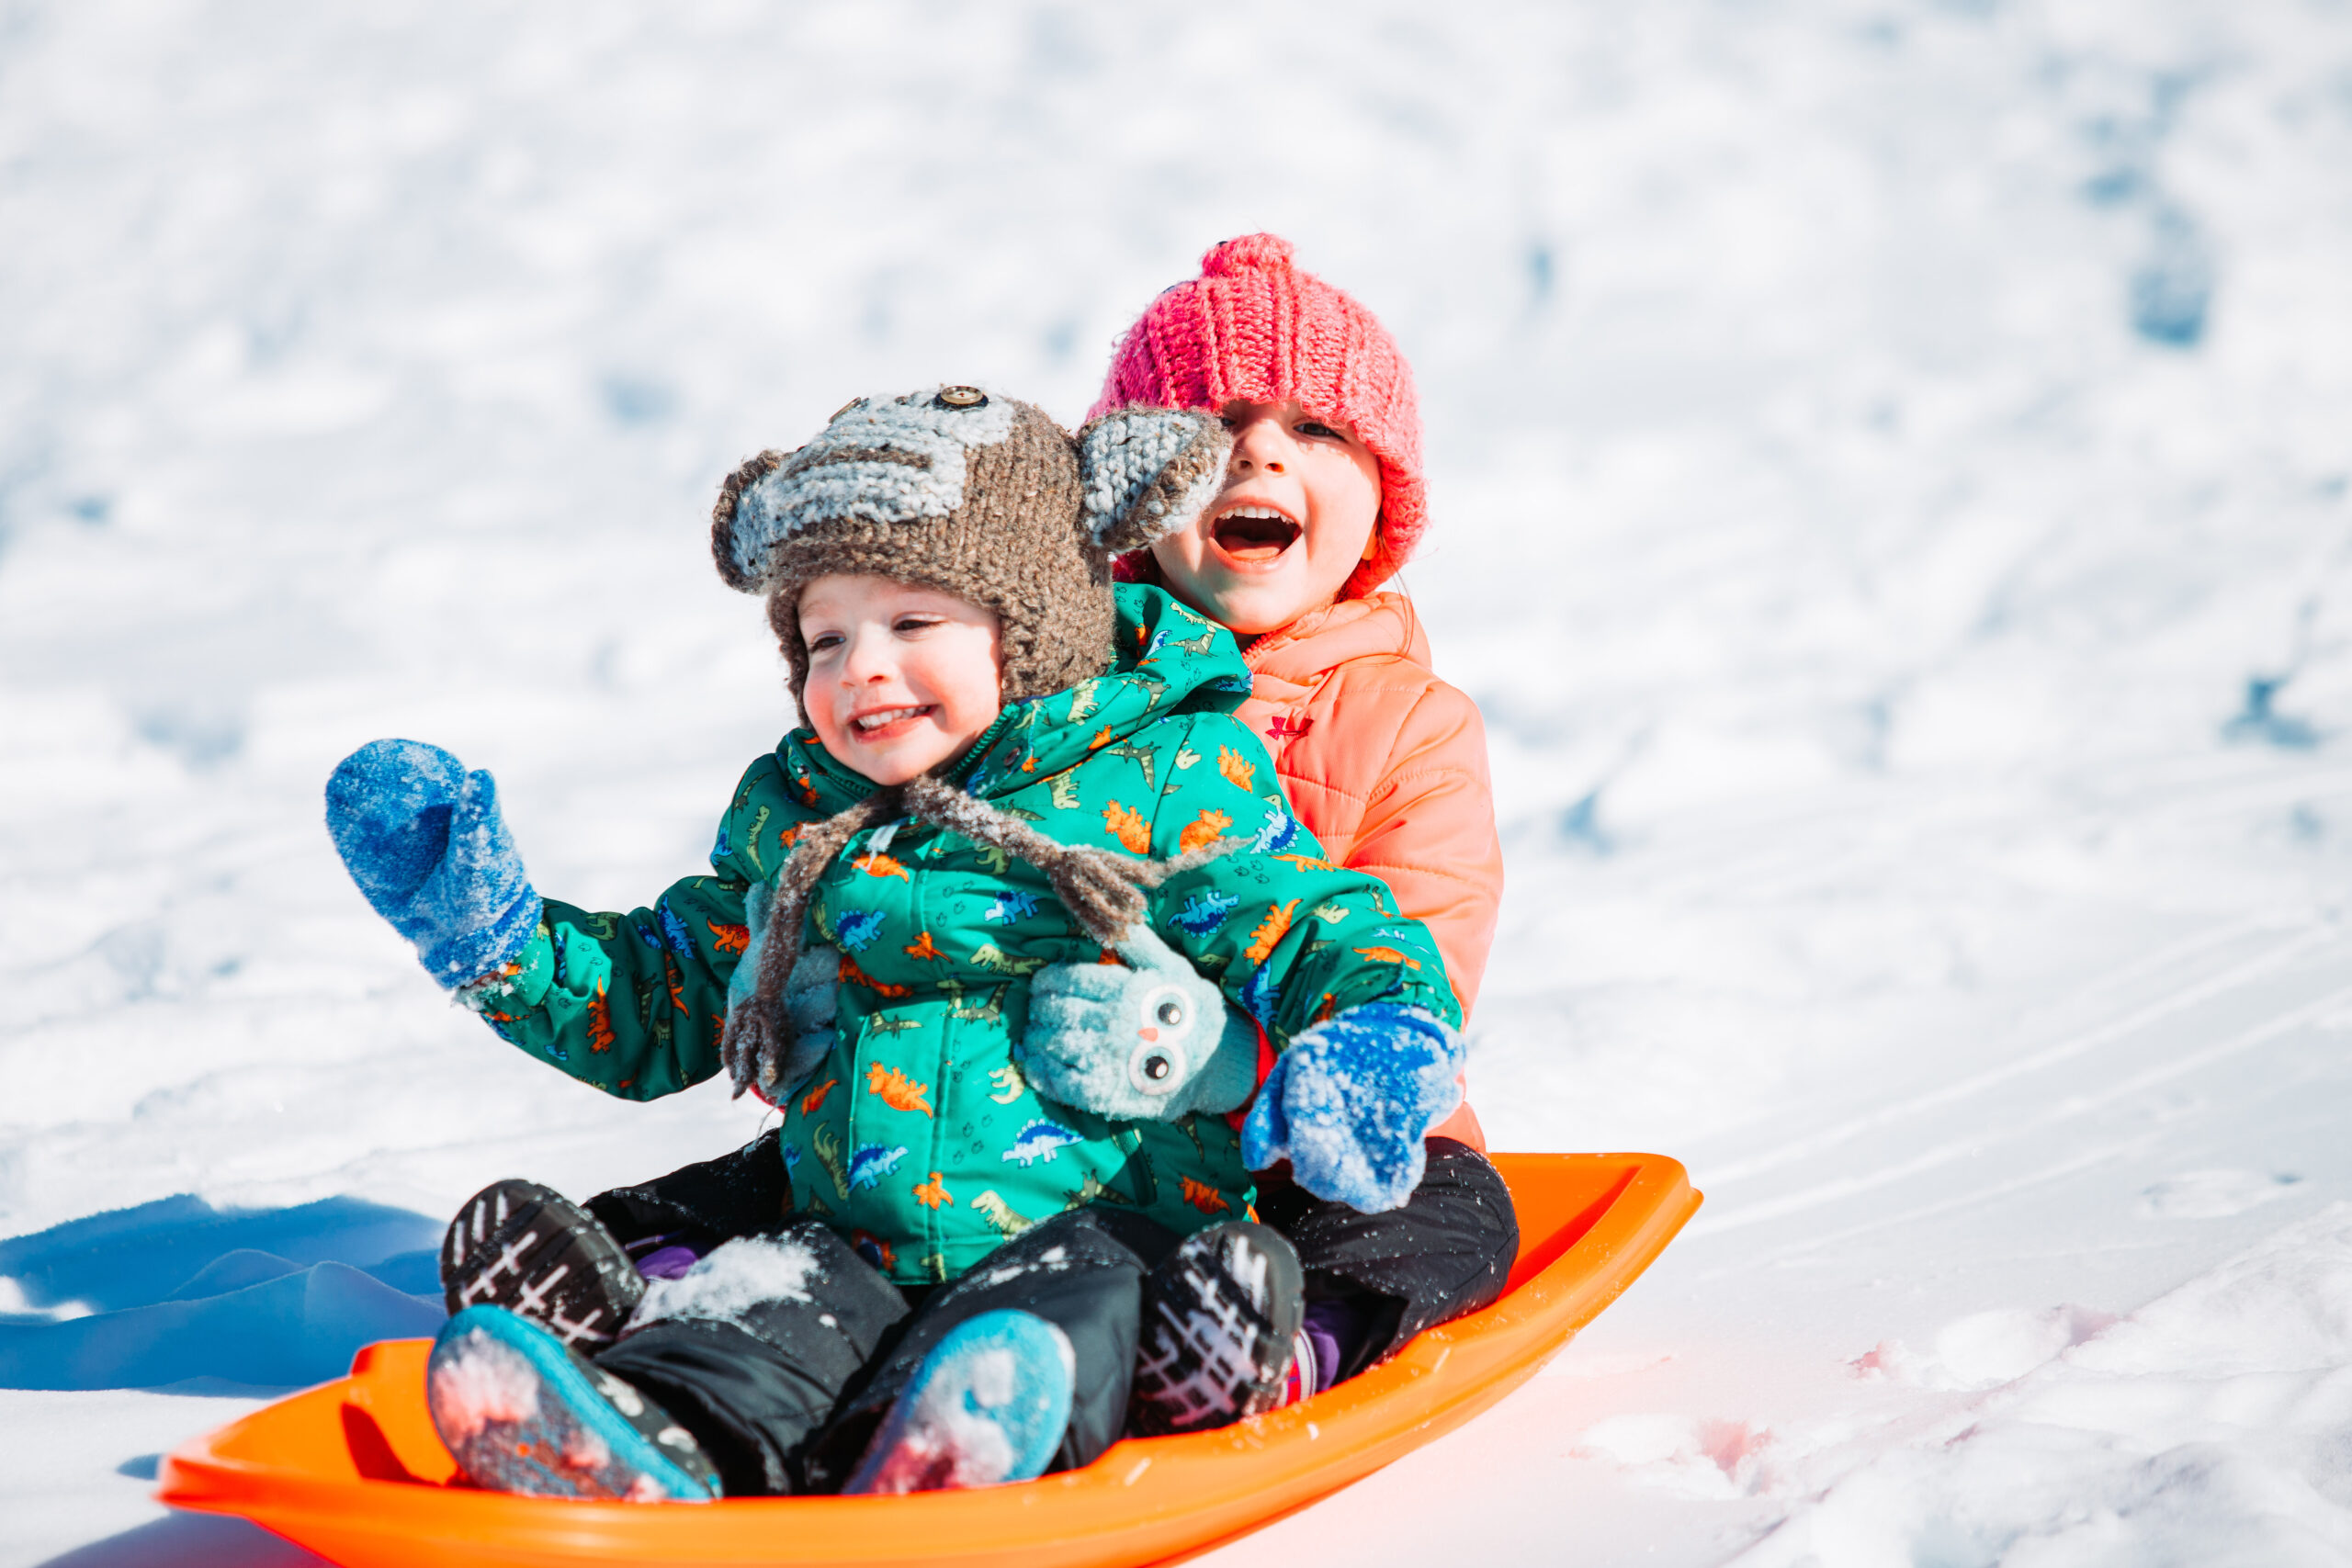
[
  {"left": 584, "top": 1147, "right": 1181, "bottom": 1497},
  {"left": 1254, "top": 1136, "right": 1521, "bottom": 1380},
  {"left": 576, "top": 1131, "right": 1517, "bottom": 1492}
]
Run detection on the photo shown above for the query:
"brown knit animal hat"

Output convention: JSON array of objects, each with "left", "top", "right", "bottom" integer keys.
[{"left": 712, "top": 386, "right": 1228, "bottom": 717}]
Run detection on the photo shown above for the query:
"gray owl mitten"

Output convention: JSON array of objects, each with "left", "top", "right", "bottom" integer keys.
[{"left": 1019, "top": 925, "right": 1258, "bottom": 1120}]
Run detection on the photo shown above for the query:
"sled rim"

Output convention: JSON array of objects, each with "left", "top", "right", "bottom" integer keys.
[{"left": 157, "top": 1152, "right": 1699, "bottom": 1568}]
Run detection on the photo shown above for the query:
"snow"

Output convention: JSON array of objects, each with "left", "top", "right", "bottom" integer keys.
[
  {"left": 2, "top": 0, "right": 2349, "bottom": 1563},
  {"left": 424, "top": 1326, "right": 541, "bottom": 1441},
  {"left": 628, "top": 1234, "right": 820, "bottom": 1329}
]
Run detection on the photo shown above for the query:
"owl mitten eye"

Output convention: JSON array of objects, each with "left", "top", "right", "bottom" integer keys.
[{"left": 1018, "top": 925, "right": 1257, "bottom": 1122}]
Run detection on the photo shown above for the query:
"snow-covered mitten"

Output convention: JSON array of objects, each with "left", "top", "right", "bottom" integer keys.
[
  {"left": 1127, "top": 1222, "right": 1306, "bottom": 1437},
  {"left": 1241, "top": 1003, "right": 1465, "bottom": 1213},
  {"left": 842, "top": 1309, "right": 1076, "bottom": 1495},
  {"left": 440, "top": 1179, "right": 647, "bottom": 1349},
  {"left": 324, "top": 738, "right": 540, "bottom": 987},
  {"left": 1020, "top": 926, "right": 1257, "bottom": 1121},
  {"left": 427, "top": 1304, "right": 720, "bottom": 1502}
]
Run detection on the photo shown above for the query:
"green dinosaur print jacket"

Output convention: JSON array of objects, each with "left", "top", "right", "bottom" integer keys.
[{"left": 476, "top": 585, "right": 1459, "bottom": 1285}]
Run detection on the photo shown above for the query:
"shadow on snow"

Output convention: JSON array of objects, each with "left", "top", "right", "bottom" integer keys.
[{"left": 0, "top": 1194, "right": 446, "bottom": 1392}]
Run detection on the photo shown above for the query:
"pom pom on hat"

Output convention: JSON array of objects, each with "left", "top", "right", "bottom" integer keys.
[
  {"left": 1091, "top": 233, "right": 1424, "bottom": 602},
  {"left": 1200, "top": 231, "right": 1297, "bottom": 276}
]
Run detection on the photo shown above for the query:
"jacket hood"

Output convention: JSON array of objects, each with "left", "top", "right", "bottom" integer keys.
[{"left": 779, "top": 583, "right": 1250, "bottom": 812}]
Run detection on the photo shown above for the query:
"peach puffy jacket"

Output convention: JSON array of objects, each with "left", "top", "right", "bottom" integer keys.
[{"left": 1232, "top": 592, "right": 1504, "bottom": 1151}]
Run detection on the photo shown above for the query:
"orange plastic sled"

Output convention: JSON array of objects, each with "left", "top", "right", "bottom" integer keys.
[{"left": 158, "top": 1152, "right": 1698, "bottom": 1568}]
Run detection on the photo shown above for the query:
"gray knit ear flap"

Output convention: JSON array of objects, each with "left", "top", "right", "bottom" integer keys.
[
  {"left": 1078, "top": 408, "right": 1232, "bottom": 556},
  {"left": 711, "top": 448, "right": 786, "bottom": 592}
]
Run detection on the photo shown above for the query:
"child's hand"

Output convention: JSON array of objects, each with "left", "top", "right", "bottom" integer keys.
[
  {"left": 325, "top": 739, "right": 541, "bottom": 987},
  {"left": 1241, "top": 1004, "right": 1464, "bottom": 1213},
  {"left": 1020, "top": 926, "right": 1257, "bottom": 1121}
]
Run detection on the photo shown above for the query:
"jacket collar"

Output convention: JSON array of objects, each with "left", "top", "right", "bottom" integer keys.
[{"left": 1241, "top": 591, "right": 1430, "bottom": 694}]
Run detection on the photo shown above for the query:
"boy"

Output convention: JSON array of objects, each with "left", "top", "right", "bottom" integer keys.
[{"left": 325, "top": 388, "right": 1468, "bottom": 1497}]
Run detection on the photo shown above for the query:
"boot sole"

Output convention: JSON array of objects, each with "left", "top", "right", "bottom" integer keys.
[
  {"left": 844, "top": 1309, "right": 1076, "bottom": 1495},
  {"left": 441, "top": 1179, "right": 646, "bottom": 1348},
  {"left": 427, "top": 1305, "right": 718, "bottom": 1502},
  {"left": 1129, "top": 1221, "right": 1306, "bottom": 1436}
]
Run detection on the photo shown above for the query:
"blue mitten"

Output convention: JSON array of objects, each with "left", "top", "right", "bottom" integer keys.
[
  {"left": 1020, "top": 926, "right": 1258, "bottom": 1121},
  {"left": 1241, "top": 1003, "right": 1465, "bottom": 1213},
  {"left": 325, "top": 739, "right": 541, "bottom": 987}
]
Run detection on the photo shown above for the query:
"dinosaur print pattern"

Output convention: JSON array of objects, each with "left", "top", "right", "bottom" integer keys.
[
  {"left": 969, "top": 1190, "right": 1037, "bottom": 1237},
  {"left": 982, "top": 889, "right": 1039, "bottom": 924},
  {"left": 833, "top": 909, "right": 887, "bottom": 953},
  {"left": 1170, "top": 887, "right": 1241, "bottom": 937},
  {"left": 1001, "top": 1120, "right": 1084, "bottom": 1168},
  {"left": 865, "top": 1062, "right": 933, "bottom": 1115},
  {"left": 1178, "top": 808, "right": 1234, "bottom": 855},
  {"left": 1216, "top": 746, "right": 1258, "bottom": 793},
  {"left": 838, "top": 953, "right": 911, "bottom": 998},
  {"left": 1061, "top": 1172, "right": 1134, "bottom": 1210},
  {"left": 969, "top": 942, "right": 1042, "bottom": 976},
  {"left": 585, "top": 982, "right": 616, "bottom": 1054},
  {"left": 1181, "top": 1177, "right": 1232, "bottom": 1217},
  {"left": 489, "top": 584, "right": 1453, "bottom": 1288},
  {"left": 1243, "top": 900, "right": 1300, "bottom": 968},
  {"left": 849, "top": 1143, "right": 909, "bottom": 1191},
  {"left": 1104, "top": 742, "right": 1157, "bottom": 790},
  {"left": 810, "top": 1122, "right": 850, "bottom": 1200},
  {"left": 1245, "top": 807, "right": 1303, "bottom": 857},
  {"left": 1102, "top": 801, "right": 1152, "bottom": 853}
]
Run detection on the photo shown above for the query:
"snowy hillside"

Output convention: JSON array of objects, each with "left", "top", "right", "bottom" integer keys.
[{"left": 5, "top": 0, "right": 2351, "bottom": 1562}]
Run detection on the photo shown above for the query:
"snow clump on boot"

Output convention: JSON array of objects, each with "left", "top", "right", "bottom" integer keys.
[{"left": 844, "top": 1308, "right": 1076, "bottom": 1495}]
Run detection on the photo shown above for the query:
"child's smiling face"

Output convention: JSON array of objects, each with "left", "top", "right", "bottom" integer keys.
[
  {"left": 1148, "top": 399, "right": 1383, "bottom": 637},
  {"left": 799, "top": 574, "right": 1004, "bottom": 785}
]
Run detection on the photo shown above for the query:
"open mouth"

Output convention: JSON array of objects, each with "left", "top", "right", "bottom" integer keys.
[
  {"left": 1210, "top": 505, "right": 1303, "bottom": 565},
  {"left": 851, "top": 705, "right": 933, "bottom": 736}
]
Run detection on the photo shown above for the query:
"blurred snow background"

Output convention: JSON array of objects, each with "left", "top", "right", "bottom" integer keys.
[{"left": 4, "top": 0, "right": 2352, "bottom": 1562}]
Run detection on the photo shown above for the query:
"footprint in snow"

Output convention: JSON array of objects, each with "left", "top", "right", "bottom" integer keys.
[{"left": 2137, "top": 1168, "right": 2302, "bottom": 1221}]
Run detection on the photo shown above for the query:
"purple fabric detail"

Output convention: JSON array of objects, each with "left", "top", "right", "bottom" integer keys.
[
  {"left": 636, "top": 1243, "right": 705, "bottom": 1281},
  {"left": 1301, "top": 1297, "right": 1372, "bottom": 1395}
]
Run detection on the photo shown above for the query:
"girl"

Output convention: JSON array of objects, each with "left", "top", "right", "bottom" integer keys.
[{"left": 1066, "top": 232, "right": 1519, "bottom": 1405}]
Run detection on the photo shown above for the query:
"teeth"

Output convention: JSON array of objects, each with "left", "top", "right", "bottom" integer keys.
[
  {"left": 1219, "top": 506, "right": 1292, "bottom": 524},
  {"left": 854, "top": 707, "right": 923, "bottom": 731}
]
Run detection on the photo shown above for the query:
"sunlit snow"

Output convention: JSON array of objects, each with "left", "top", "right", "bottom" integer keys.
[{"left": 4, "top": 2, "right": 2350, "bottom": 1563}]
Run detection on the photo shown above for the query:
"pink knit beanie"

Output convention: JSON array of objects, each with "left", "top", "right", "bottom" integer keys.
[{"left": 1090, "top": 233, "right": 1425, "bottom": 602}]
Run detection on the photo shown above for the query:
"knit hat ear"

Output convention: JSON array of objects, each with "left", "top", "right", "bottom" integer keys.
[{"left": 1077, "top": 408, "right": 1231, "bottom": 557}]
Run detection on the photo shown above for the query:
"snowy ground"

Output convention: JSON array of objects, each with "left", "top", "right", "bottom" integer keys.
[{"left": 5, "top": 1, "right": 2351, "bottom": 1562}]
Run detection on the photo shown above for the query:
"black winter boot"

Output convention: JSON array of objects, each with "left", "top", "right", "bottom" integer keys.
[
  {"left": 440, "top": 1179, "right": 646, "bottom": 1350},
  {"left": 1126, "top": 1221, "right": 1306, "bottom": 1437}
]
